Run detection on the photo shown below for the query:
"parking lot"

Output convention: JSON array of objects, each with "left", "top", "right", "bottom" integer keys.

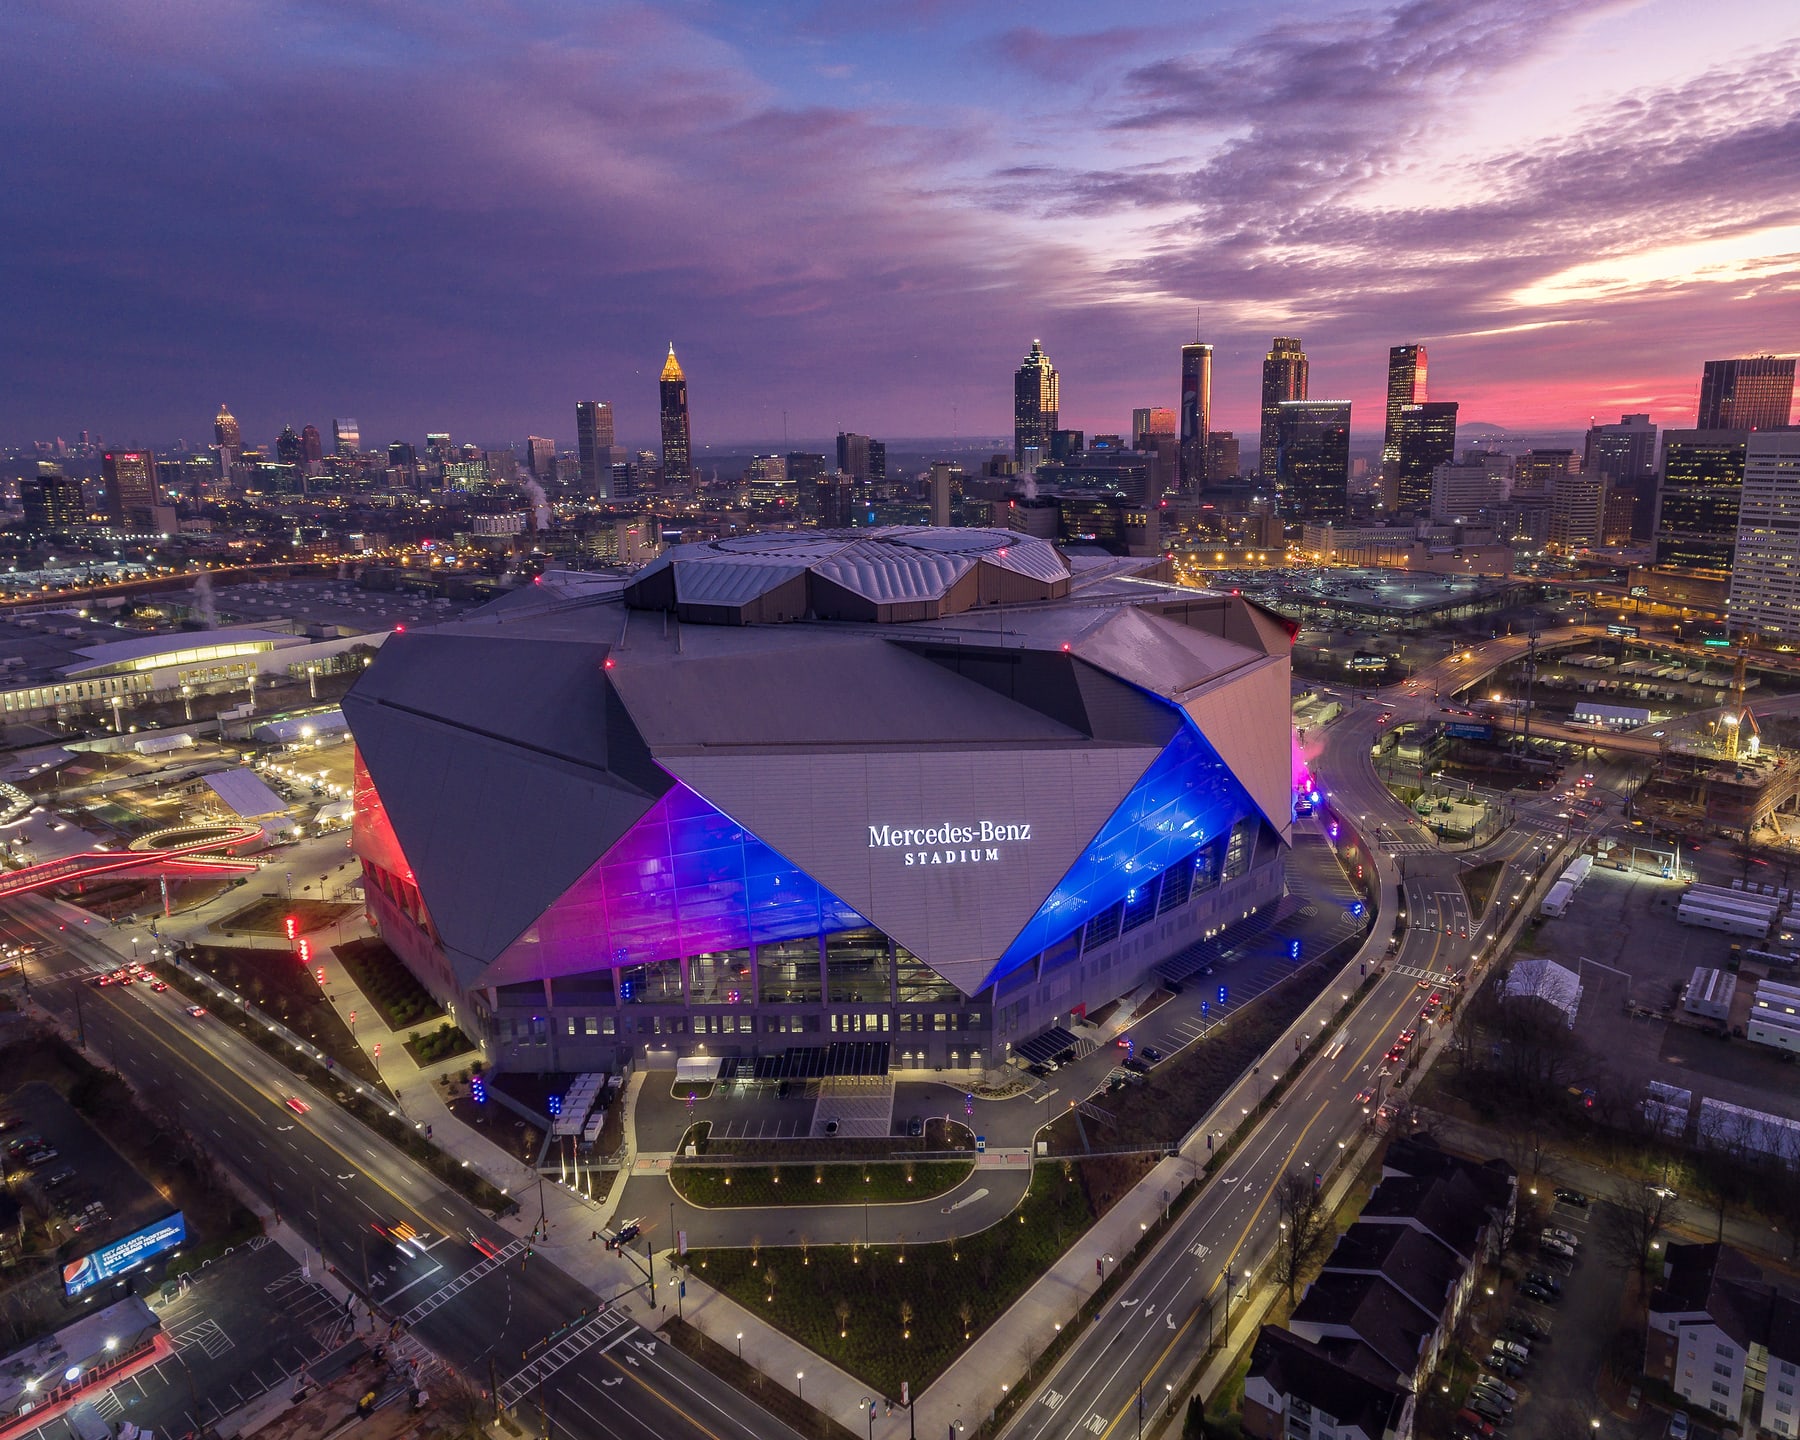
[{"left": 1526, "top": 864, "right": 1800, "bottom": 1122}]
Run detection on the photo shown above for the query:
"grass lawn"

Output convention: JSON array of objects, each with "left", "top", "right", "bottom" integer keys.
[
  {"left": 1457, "top": 859, "right": 1505, "bottom": 917},
  {"left": 185, "top": 943, "right": 382, "bottom": 1086},
  {"left": 442, "top": 1090, "right": 545, "bottom": 1165},
  {"left": 217, "top": 895, "right": 359, "bottom": 936},
  {"left": 670, "top": 1159, "right": 974, "bottom": 1208},
  {"left": 403, "top": 1021, "right": 476, "bottom": 1067},
  {"left": 688, "top": 1161, "right": 1095, "bottom": 1398},
  {"left": 334, "top": 936, "right": 445, "bottom": 1030}
]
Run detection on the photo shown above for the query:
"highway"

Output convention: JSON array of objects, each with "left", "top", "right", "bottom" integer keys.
[
  {"left": 0, "top": 895, "right": 806, "bottom": 1440},
  {"left": 993, "top": 646, "right": 1616, "bottom": 1440}
]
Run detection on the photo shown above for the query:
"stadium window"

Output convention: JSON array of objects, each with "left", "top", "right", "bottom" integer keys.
[
  {"left": 689, "top": 949, "right": 751, "bottom": 1005},
  {"left": 1159, "top": 854, "right": 1197, "bottom": 912},
  {"left": 1083, "top": 901, "right": 1124, "bottom": 951},
  {"left": 895, "top": 945, "right": 960, "bottom": 1002},
  {"left": 1121, "top": 877, "right": 1161, "bottom": 934},
  {"left": 932, "top": 1013, "right": 949, "bottom": 1032},
  {"left": 826, "top": 929, "right": 892, "bottom": 1003},
  {"left": 756, "top": 939, "right": 822, "bottom": 1005},
  {"left": 585, "top": 1017, "right": 599, "bottom": 1036}
]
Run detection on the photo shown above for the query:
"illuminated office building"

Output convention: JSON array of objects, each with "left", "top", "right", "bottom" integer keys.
[
  {"left": 1259, "top": 338, "right": 1308, "bottom": 481},
  {"left": 1013, "top": 340, "right": 1060, "bottom": 468},
  {"left": 659, "top": 345, "right": 692, "bottom": 487}
]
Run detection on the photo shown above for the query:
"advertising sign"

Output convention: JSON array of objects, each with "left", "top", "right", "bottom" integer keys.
[
  {"left": 1445, "top": 722, "right": 1494, "bottom": 741},
  {"left": 63, "top": 1212, "right": 186, "bottom": 1296},
  {"left": 1606, "top": 623, "right": 1639, "bottom": 638}
]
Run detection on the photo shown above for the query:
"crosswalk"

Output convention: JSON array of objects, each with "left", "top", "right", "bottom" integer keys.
[
  {"left": 498, "top": 1309, "right": 634, "bottom": 1409},
  {"left": 400, "top": 1239, "right": 527, "bottom": 1325}
]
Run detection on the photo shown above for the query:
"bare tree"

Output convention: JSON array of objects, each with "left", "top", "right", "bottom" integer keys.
[
  {"left": 835, "top": 1298, "right": 851, "bottom": 1338},
  {"left": 1272, "top": 1170, "right": 1332, "bottom": 1301},
  {"left": 1597, "top": 1180, "right": 1681, "bottom": 1285}
]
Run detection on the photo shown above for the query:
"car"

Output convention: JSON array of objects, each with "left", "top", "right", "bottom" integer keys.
[
  {"left": 1525, "top": 1270, "right": 1563, "bottom": 1295},
  {"left": 184, "top": 1005, "right": 207, "bottom": 1018},
  {"left": 1476, "top": 1376, "right": 1519, "bottom": 1404},
  {"left": 1122, "top": 1057, "right": 1151, "bottom": 1075},
  {"left": 1397, "top": 1028, "right": 1417, "bottom": 1045},
  {"left": 151, "top": 980, "right": 168, "bottom": 993},
  {"left": 1354, "top": 1087, "right": 1377, "bottom": 1108},
  {"left": 1468, "top": 1394, "right": 1509, "bottom": 1424},
  {"left": 1471, "top": 1386, "right": 1513, "bottom": 1416},
  {"left": 1544, "top": 1226, "right": 1581, "bottom": 1248},
  {"left": 1384, "top": 1046, "right": 1405, "bottom": 1063},
  {"left": 1456, "top": 1410, "right": 1497, "bottom": 1438},
  {"left": 1415, "top": 976, "right": 1433, "bottom": 990},
  {"left": 5, "top": 1134, "right": 44, "bottom": 1155},
  {"left": 0, "top": 1117, "right": 21, "bottom": 1134},
  {"left": 20, "top": 1146, "right": 57, "bottom": 1167},
  {"left": 1489, "top": 1354, "right": 1526, "bottom": 1380},
  {"left": 1540, "top": 1235, "right": 1576, "bottom": 1260},
  {"left": 1668, "top": 1412, "right": 1689, "bottom": 1440},
  {"left": 1491, "top": 1338, "right": 1530, "bottom": 1363},
  {"left": 1520, "top": 1281, "right": 1559, "bottom": 1304},
  {"left": 1141, "top": 1046, "right": 1164, "bottom": 1064},
  {"left": 284, "top": 1096, "right": 310, "bottom": 1115},
  {"left": 1505, "top": 1314, "right": 1547, "bottom": 1340},
  {"left": 41, "top": 1166, "right": 76, "bottom": 1189},
  {"left": 1555, "top": 1187, "right": 1589, "bottom": 1207}
]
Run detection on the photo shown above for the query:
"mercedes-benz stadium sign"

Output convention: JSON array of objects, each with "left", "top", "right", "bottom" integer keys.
[{"left": 868, "top": 821, "right": 1033, "bottom": 866}]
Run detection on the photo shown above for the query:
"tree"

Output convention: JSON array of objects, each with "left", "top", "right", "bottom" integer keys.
[
  {"left": 1598, "top": 1179, "right": 1680, "bottom": 1285},
  {"left": 957, "top": 1299, "right": 973, "bottom": 1340},
  {"left": 835, "top": 1298, "right": 850, "bottom": 1338},
  {"left": 899, "top": 1299, "right": 914, "bottom": 1339},
  {"left": 1272, "top": 1170, "right": 1331, "bottom": 1301}
]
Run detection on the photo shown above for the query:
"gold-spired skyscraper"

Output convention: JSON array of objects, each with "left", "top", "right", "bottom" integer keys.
[
  {"left": 659, "top": 344, "right": 692, "bottom": 486},
  {"left": 213, "top": 403, "right": 241, "bottom": 450},
  {"left": 1258, "top": 338, "right": 1308, "bottom": 481},
  {"left": 1013, "top": 339, "right": 1060, "bottom": 467}
]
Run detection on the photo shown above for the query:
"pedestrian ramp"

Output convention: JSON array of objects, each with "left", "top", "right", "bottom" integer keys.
[{"left": 498, "top": 1309, "right": 633, "bottom": 1409}]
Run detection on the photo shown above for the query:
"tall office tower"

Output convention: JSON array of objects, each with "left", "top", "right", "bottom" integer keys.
[
  {"left": 1204, "top": 432, "right": 1240, "bottom": 483},
  {"left": 929, "top": 461, "right": 957, "bottom": 528},
  {"left": 1728, "top": 431, "right": 1800, "bottom": 646},
  {"left": 1134, "top": 406, "right": 1179, "bottom": 497},
  {"left": 1391, "top": 401, "right": 1459, "bottom": 512},
  {"left": 333, "top": 418, "right": 361, "bottom": 456},
  {"left": 1511, "top": 448, "right": 1578, "bottom": 497},
  {"left": 1013, "top": 339, "right": 1059, "bottom": 467},
  {"left": 868, "top": 440, "right": 886, "bottom": 482},
  {"left": 576, "top": 403, "right": 615, "bottom": 495},
  {"left": 1258, "top": 338, "right": 1308, "bottom": 481},
  {"left": 745, "top": 455, "right": 791, "bottom": 501},
  {"left": 425, "top": 432, "right": 452, "bottom": 467},
  {"left": 527, "top": 435, "right": 556, "bottom": 478},
  {"left": 659, "top": 344, "right": 692, "bottom": 487},
  {"left": 1275, "top": 401, "right": 1351, "bottom": 520},
  {"left": 301, "top": 425, "right": 323, "bottom": 467},
  {"left": 1429, "top": 460, "right": 1504, "bottom": 523},
  {"left": 20, "top": 473, "right": 85, "bottom": 533},
  {"left": 1654, "top": 430, "right": 1749, "bottom": 577},
  {"left": 102, "top": 450, "right": 158, "bottom": 526},
  {"left": 1050, "top": 430, "right": 1085, "bottom": 464},
  {"left": 1548, "top": 471, "right": 1607, "bottom": 551},
  {"left": 388, "top": 441, "right": 418, "bottom": 469},
  {"left": 213, "top": 403, "right": 241, "bottom": 449},
  {"left": 1178, "top": 343, "right": 1213, "bottom": 493},
  {"left": 836, "top": 432, "right": 872, "bottom": 481},
  {"left": 1584, "top": 413, "right": 1659, "bottom": 539},
  {"left": 275, "top": 426, "right": 303, "bottom": 466},
  {"left": 1697, "top": 356, "right": 1795, "bottom": 430},
  {"left": 1380, "top": 343, "right": 1427, "bottom": 487}
]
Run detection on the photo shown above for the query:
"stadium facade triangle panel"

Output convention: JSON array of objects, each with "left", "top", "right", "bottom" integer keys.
[
  {"left": 478, "top": 775, "right": 870, "bottom": 989},
  {"left": 654, "top": 745, "right": 1160, "bottom": 997},
  {"left": 1180, "top": 656, "right": 1295, "bottom": 843},
  {"left": 349, "top": 700, "right": 662, "bottom": 988},
  {"left": 990, "top": 709, "right": 1263, "bottom": 984}
]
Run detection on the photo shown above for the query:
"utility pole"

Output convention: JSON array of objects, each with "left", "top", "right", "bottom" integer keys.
[
  {"left": 647, "top": 1238, "right": 656, "bottom": 1307},
  {"left": 1520, "top": 632, "right": 1539, "bottom": 755}
]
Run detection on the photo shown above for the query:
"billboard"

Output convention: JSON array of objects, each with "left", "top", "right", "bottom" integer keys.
[
  {"left": 1606, "top": 623, "right": 1639, "bottom": 638},
  {"left": 63, "top": 1213, "right": 185, "bottom": 1296},
  {"left": 1445, "top": 722, "right": 1494, "bottom": 741}
]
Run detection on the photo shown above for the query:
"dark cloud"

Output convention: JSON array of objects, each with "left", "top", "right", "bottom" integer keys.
[{"left": 988, "top": 25, "right": 1160, "bottom": 82}]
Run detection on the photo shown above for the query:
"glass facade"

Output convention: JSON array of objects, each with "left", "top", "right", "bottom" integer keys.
[{"left": 992, "top": 713, "right": 1259, "bottom": 978}]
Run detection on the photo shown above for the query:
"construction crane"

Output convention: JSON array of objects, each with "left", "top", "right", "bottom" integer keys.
[{"left": 1723, "top": 642, "right": 1760, "bottom": 762}]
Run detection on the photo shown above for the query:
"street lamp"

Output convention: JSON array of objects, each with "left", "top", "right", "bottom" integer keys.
[
  {"left": 796, "top": 1371, "right": 804, "bottom": 1402},
  {"left": 736, "top": 1331, "right": 743, "bottom": 1358}
]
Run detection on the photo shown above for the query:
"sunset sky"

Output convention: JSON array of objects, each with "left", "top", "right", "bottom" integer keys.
[{"left": 4, "top": 0, "right": 1797, "bottom": 449}]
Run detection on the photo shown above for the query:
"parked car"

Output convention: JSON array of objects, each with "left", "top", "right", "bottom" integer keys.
[
  {"left": 1468, "top": 1393, "right": 1509, "bottom": 1424},
  {"left": 1540, "top": 1234, "right": 1577, "bottom": 1260},
  {"left": 1456, "top": 1410, "right": 1497, "bottom": 1439},
  {"left": 1140, "top": 1046, "right": 1164, "bottom": 1064},
  {"left": 1476, "top": 1375, "right": 1519, "bottom": 1404},
  {"left": 1491, "top": 1338, "right": 1530, "bottom": 1363},
  {"left": 1555, "top": 1187, "right": 1589, "bottom": 1207},
  {"left": 1668, "top": 1412, "right": 1689, "bottom": 1440},
  {"left": 1505, "top": 1314, "right": 1547, "bottom": 1340},
  {"left": 1520, "top": 1280, "right": 1559, "bottom": 1304},
  {"left": 1543, "top": 1226, "right": 1582, "bottom": 1248},
  {"left": 1470, "top": 1385, "right": 1513, "bottom": 1416},
  {"left": 1525, "top": 1270, "right": 1563, "bottom": 1296},
  {"left": 1122, "top": 1057, "right": 1151, "bottom": 1075},
  {"left": 906, "top": 1115, "right": 924, "bottom": 1137}
]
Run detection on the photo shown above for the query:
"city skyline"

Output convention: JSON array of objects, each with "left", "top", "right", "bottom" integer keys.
[{"left": 3, "top": 0, "right": 1798, "bottom": 447}]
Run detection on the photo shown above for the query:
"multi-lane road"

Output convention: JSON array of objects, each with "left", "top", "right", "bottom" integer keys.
[{"left": 1, "top": 894, "right": 805, "bottom": 1440}]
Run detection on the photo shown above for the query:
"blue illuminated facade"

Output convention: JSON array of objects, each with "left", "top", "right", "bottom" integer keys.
[{"left": 992, "top": 710, "right": 1259, "bottom": 981}]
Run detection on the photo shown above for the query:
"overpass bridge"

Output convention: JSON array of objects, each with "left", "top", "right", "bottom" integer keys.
[{"left": 0, "top": 823, "right": 263, "bottom": 901}]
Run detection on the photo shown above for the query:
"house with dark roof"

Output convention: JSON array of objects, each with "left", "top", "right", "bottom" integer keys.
[
  {"left": 1647, "top": 1242, "right": 1800, "bottom": 1435},
  {"left": 1322, "top": 1222, "right": 1466, "bottom": 1339},
  {"left": 1289, "top": 1271, "right": 1438, "bottom": 1391},
  {"left": 1244, "top": 1326, "right": 1414, "bottom": 1440}
]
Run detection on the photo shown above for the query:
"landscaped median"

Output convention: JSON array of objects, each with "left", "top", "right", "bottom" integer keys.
[{"left": 670, "top": 1159, "right": 975, "bottom": 1208}]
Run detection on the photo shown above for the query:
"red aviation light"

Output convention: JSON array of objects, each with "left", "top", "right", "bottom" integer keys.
[{"left": 603, "top": 656, "right": 616, "bottom": 670}]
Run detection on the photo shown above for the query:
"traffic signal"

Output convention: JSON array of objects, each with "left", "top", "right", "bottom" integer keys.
[
  {"left": 298, "top": 938, "right": 311, "bottom": 965},
  {"left": 373, "top": 1042, "right": 381, "bottom": 1060},
  {"left": 284, "top": 915, "right": 298, "bottom": 941},
  {"left": 315, "top": 967, "right": 325, "bottom": 986}
]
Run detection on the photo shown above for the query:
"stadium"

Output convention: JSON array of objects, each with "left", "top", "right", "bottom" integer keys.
[{"left": 344, "top": 528, "right": 1297, "bottom": 1077}]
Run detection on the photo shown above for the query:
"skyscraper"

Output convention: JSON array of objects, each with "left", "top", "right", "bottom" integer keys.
[
  {"left": 333, "top": 418, "right": 360, "bottom": 456},
  {"left": 576, "top": 403, "right": 616, "bottom": 496},
  {"left": 659, "top": 345, "right": 692, "bottom": 487},
  {"left": 527, "top": 435, "right": 556, "bottom": 478},
  {"left": 1697, "top": 356, "right": 1795, "bottom": 431},
  {"left": 836, "top": 432, "right": 872, "bottom": 482},
  {"left": 103, "top": 450, "right": 158, "bottom": 527},
  {"left": 20, "top": 472, "right": 85, "bottom": 533},
  {"left": 1727, "top": 431, "right": 1800, "bottom": 647},
  {"left": 213, "top": 403, "right": 241, "bottom": 450},
  {"left": 1654, "top": 430, "right": 1749, "bottom": 577},
  {"left": 1204, "top": 432, "right": 1240, "bottom": 483},
  {"left": 1013, "top": 339, "right": 1059, "bottom": 467},
  {"left": 301, "top": 425, "right": 323, "bottom": 467},
  {"left": 1512, "top": 449, "right": 1577, "bottom": 497},
  {"left": 275, "top": 426, "right": 303, "bottom": 466},
  {"left": 1380, "top": 344, "right": 1427, "bottom": 488},
  {"left": 1548, "top": 471, "right": 1606, "bottom": 552},
  {"left": 1259, "top": 338, "right": 1308, "bottom": 481},
  {"left": 1275, "top": 401, "right": 1351, "bottom": 521},
  {"left": 1584, "top": 414, "right": 1658, "bottom": 540},
  {"left": 1179, "top": 343, "right": 1212, "bottom": 493},
  {"left": 1391, "top": 401, "right": 1459, "bottom": 513}
]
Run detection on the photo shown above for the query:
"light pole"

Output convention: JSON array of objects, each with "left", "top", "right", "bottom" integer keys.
[
  {"left": 796, "top": 1371, "right": 804, "bottom": 1403},
  {"left": 863, "top": 1397, "right": 877, "bottom": 1440}
]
